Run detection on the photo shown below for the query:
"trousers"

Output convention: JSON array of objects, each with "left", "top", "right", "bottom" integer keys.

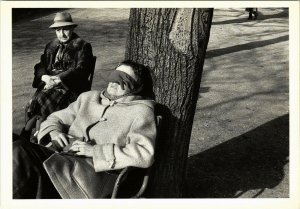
[{"left": 13, "top": 135, "right": 61, "bottom": 199}]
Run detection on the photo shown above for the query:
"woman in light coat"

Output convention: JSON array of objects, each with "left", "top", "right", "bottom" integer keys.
[{"left": 13, "top": 60, "right": 157, "bottom": 199}]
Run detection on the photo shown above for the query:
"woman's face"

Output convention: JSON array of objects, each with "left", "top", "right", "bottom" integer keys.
[
  {"left": 106, "top": 65, "right": 137, "bottom": 97},
  {"left": 55, "top": 26, "right": 74, "bottom": 43}
]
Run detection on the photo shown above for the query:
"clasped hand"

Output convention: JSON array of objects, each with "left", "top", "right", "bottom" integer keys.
[
  {"left": 41, "top": 75, "right": 61, "bottom": 90},
  {"left": 51, "top": 132, "right": 94, "bottom": 157}
]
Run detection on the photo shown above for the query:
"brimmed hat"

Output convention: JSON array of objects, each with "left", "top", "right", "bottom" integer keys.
[{"left": 49, "top": 12, "right": 78, "bottom": 29}]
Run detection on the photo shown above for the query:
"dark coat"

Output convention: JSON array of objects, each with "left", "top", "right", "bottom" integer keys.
[{"left": 32, "top": 33, "right": 94, "bottom": 95}]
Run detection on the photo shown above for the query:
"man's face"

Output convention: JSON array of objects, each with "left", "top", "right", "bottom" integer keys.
[
  {"left": 55, "top": 26, "right": 74, "bottom": 43},
  {"left": 106, "top": 65, "right": 137, "bottom": 97}
]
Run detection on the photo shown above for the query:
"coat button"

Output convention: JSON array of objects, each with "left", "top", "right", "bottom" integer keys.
[
  {"left": 110, "top": 101, "right": 116, "bottom": 106},
  {"left": 99, "top": 117, "right": 107, "bottom": 122}
]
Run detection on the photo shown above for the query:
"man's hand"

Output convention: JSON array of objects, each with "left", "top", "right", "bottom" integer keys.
[{"left": 69, "top": 140, "right": 94, "bottom": 157}]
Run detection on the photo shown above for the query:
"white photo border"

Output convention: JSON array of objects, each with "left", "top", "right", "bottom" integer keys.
[{"left": 1, "top": 1, "right": 299, "bottom": 209}]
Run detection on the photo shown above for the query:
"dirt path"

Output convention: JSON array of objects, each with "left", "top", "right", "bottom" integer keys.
[
  {"left": 12, "top": 8, "right": 289, "bottom": 198},
  {"left": 187, "top": 8, "right": 289, "bottom": 198}
]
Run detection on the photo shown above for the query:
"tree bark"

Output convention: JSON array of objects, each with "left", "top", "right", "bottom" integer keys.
[{"left": 125, "top": 8, "right": 213, "bottom": 198}]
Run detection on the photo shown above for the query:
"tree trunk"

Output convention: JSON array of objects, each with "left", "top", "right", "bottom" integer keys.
[{"left": 125, "top": 8, "right": 213, "bottom": 198}]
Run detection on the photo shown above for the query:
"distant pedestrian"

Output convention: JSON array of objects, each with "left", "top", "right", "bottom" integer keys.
[{"left": 246, "top": 8, "right": 258, "bottom": 20}]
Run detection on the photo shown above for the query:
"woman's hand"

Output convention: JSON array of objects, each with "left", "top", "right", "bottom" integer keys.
[
  {"left": 69, "top": 140, "right": 94, "bottom": 157},
  {"left": 51, "top": 132, "right": 73, "bottom": 149}
]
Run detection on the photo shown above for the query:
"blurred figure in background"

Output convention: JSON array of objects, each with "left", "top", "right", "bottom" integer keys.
[{"left": 246, "top": 8, "right": 258, "bottom": 20}]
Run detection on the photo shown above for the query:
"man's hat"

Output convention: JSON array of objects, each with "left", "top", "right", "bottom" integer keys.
[{"left": 49, "top": 12, "right": 78, "bottom": 29}]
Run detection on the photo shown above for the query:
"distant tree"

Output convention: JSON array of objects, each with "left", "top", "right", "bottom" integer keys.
[{"left": 125, "top": 8, "right": 214, "bottom": 197}]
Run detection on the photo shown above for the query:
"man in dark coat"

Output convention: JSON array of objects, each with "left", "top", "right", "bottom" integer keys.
[{"left": 21, "top": 12, "right": 94, "bottom": 139}]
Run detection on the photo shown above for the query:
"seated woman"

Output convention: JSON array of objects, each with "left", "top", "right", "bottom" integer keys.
[
  {"left": 13, "top": 60, "right": 157, "bottom": 199},
  {"left": 21, "top": 12, "right": 94, "bottom": 139}
]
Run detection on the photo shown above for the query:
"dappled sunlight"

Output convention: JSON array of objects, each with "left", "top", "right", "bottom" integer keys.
[{"left": 12, "top": 8, "right": 289, "bottom": 198}]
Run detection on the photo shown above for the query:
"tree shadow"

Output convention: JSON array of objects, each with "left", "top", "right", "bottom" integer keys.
[
  {"left": 199, "top": 86, "right": 210, "bottom": 98},
  {"left": 184, "top": 114, "right": 289, "bottom": 198},
  {"left": 200, "top": 86, "right": 210, "bottom": 94},
  {"left": 196, "top": 88, "right": 288, "bottom": 112},
  {"left": 213, "top": 8, "right": 288, "bottom": 25},
  {"left": 12, "top": 8, "right": 67, "bottom": 23},
  {"left": 256, "top": 8, "right": 288, "bottom": 21},
  {"left": 205, "top": 34, "right": 289, "bottom": 59}
]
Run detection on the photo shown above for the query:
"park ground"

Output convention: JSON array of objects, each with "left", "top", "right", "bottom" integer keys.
[{"left": 12, "top": 8, "right": 289, "bottom": 198}]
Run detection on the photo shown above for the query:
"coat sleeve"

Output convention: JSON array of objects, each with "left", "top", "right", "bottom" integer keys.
[
  {"left": 32, "top": 45, "right": 49, "bottom": 88},
  {"left": 58, "top": 42, "right": 93, "bottom": 90},
  {"left": 37, "top": 93, "right": 84, "bottom": 143},
  {"left": 92, "top": 107, "right": 157, "bottom": 172}
]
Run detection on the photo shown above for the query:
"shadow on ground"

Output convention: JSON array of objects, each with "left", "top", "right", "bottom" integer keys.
[
  {"left": 205, "top": 34, "right": 289, "bottom": 59},
  {"left": 185, "top": 114, "right": 289, "bottom": 198},
  {"left": 12, "top": 8, "right": 67, "bottom": 23}
]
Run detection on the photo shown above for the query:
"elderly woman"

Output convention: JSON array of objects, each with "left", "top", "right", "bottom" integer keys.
[
  {"left": 13, "top": 60, "right": 157, "bottom": 199},
  {"left": 21, "top": 12, "right": 94, "bottom": 139}
]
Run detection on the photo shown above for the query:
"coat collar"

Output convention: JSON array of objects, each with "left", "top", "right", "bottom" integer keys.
[{"left": 48, "top": 33, "right": 80, "bottom": 52}]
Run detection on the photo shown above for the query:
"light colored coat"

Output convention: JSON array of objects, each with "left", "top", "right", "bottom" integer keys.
[{"left": 37, "top": 90, "right": 157, "bottom": 198}]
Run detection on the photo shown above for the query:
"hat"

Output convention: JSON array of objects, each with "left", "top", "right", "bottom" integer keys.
[{"left": 49, "top": 12, "right": 78, "bottom": 29}]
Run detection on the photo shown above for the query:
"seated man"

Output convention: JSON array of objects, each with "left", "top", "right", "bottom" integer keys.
[
  {"left": 13, "top": 60, "right": 157, "bottom": 199},
  {"left": 21, "top": 12, "right": 94, "bottom": 139}
]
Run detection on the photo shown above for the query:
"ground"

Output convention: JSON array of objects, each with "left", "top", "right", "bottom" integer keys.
[{"left": 12, "top": 8, "right": 289, "bottom": 198}]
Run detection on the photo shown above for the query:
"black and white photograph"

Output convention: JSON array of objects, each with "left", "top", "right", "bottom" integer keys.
[{"left": 1, "top": 1, "right": 299, "bottom": 209}]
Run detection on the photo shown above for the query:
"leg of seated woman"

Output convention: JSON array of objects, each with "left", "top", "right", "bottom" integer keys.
[
  {"left": 20, "top": 88, "right": 74, "bottom": 141},
  {"left": 38, "top": 88, "right": 75, "bottom": 118},
  {"left": 13, "top": 138, "right": 61, "bottom": 199}
]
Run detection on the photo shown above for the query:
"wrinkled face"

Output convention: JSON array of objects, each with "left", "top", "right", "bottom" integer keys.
[
  {"left": 106, "top": 65, "right": 137, "bottom": 97},
  {"left": 55, "top": 26, "right": 74, "bottom": 43}
]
